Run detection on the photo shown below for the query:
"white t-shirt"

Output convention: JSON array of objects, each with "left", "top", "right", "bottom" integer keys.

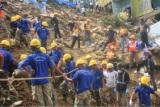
[{"left": 103, "top": 70, "right": 118, "bottom": 88}]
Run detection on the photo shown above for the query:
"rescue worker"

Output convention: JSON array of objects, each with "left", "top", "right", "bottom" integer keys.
[
  {"left": 103, "top": 63, "right": 117, "bottom": 106},
  {"left": 20, "top": 39, "right": 55, "bottom": 106},
  {"left": 51, "top": 14, "right": 61, "bottom": 39},
  {"left": 48, "top": 42, "right": 63, "bottom": 66},
  {"left": 89, "top": 59, "right": 104, "bottom": 106},
  {"left": 40, "top": 47, "right": 47, "bottom": 54},
  {"left": 17, "top": 14, "right": 31, "bottom": 47},
  {"left": 63, "top": 58, "right": 94, "bottom": 106},
  {"left": 116, "top": 63, "right": 130, "bottom": 106},
  {"left": 37, "top": 21, "right": 49, "bottom": 47},
  {"left": 60, "top": 53, "right": 76, "bottom": 102},
  {"left": 130, "top": 76, "right": 160, "bottom": 107},
  {"left": 14, "top": 54, "right": 31, "bottom": 78},
  {"left": 139, "top": 19, "right": 150, "bottom": 47},
  {"left": 102, "top": 25, "right": 117, "bottom": 51},
  {"left": 10, "top": 16, "right": 18, "bottom": 38},
  {"left": 33, "top": 16, "right": 42, "bottom": 32},
  {"left": 128, "top": 35, "right": 137, "bottom": 64},
  {"left": 70, "top": 23, "right": 81, "bottom": 49},
  {"left": 119, "top": 27, "right": 128, "bottom": 52},
  {"left": 106, "top": 40, "right": 119, "bottom": 61},
  {"left": 83, "top": 19, "right": 92, "bottom": 46},
  {"left": 0, "top": 40, "right": 15, "bottom": 75}
]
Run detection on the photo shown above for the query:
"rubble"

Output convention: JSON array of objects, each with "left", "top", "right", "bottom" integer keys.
[{"left": 0, "top": 0, "right": 160, "bottom": 106}]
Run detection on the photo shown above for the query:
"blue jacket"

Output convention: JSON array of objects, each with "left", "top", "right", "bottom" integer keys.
[
  {"left": 10, "top": 22, "right": 18, "bottom": 28},
  {"left": 49, "top": 49, "right": 63, "bottom": 65},
  {"left": 20, "top": 51, "right": 54, "bottom": 85},
  {"left": 91, "top": 69, "right": 104, "bottom": 90},
  {"left": 64, "top": 59, "right": 75, "bottom": 77},
  {"left": 0, "top": 48, "right": 14, "bottom": 72},
  {"left": 135, "top": 85, "right": 155, "bottom": 106},
  {"left": 72, "top": 68, "right": 94, "bottom": 94},
  {"left": 33, "top": 21, "right": 42, "bottom": 32},
  {"left": 18, "top": 18, "right": 30, "bottom": 33},
  {"left": 37, "top": 27, "right": 49, "bottom": 42}
]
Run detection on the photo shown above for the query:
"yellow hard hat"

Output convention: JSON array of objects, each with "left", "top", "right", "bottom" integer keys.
[
  {"left": 129, "top": 35, "right": 136, "bottom": 39},
  {"left": 140, "top": 76, "right": 150, "bottom": 85},
  {"left": 76, "top": 59, "right": 86, "bottom": 66},
  {"left": 63, "top": 53, "right": 72, "bottom": 62},
  {"left": 107, "top": 63, "right": 114, "bottom": 69},
  {"left": 89, "top": 59, "right": 97, "bottom": 66},
  {"left": 11, "top": 16, "right": 17, "bottom": 22},
  {"left": 101, "top": 60, "right": 108, "bottom": 66},
  {"left": 50, "top": 42, "right": 57, "bottom": 49},
  {"left": 30, "top": 39, "right": 41, "bottom": 47},
  {"left": 0, "top": 40, "right": 11, "bottom": 47},
  {"left": 40, "top": 47, "right": 46, "bottom": 54},
  {"left": 15, "top": 15, "right": 22, "bottom": 20},
  {"left": 85, "top": 55, "right": 92, "bottom": 60},
  {"left": 20, "top": 54, "right": 28, "bottom": 61},
  {"left": 42, "top": 21, "right": 49, "bottom": 27},
  {"left": 50, "top": 14, "right": 55, "bottom": 17}
]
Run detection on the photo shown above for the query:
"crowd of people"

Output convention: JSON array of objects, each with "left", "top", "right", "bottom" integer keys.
[{"left": 0, "top": 0, "right": 160, "bottom": 107}]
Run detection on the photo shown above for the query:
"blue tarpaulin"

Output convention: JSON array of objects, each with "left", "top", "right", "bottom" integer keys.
[{"left": 56, "top": 0, "right": 77, "bottom": 8}]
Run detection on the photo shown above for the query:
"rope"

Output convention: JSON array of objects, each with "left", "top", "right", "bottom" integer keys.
[{"left": 0, "top": 68, "right": 78, "bottom": 82}]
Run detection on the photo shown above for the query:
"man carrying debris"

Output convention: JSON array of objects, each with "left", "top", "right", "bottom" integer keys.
[
  {"left": 51, "top": 14, "right": 61, "bottom": 39},
  {"left": 130, "top": 76, "right": 160, "bottom": 107},
  {"left": 37, "top": 21, "right": 49, "bottom": 47},
  {"left": 20, "top": 39, "right": 55, "bottom": 106},
  {"left": 63, "top": 58, "right": 93, "bottom": 106}
]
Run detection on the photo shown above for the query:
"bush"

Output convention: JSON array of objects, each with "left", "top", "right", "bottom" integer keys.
[{"left": 103, "top": 15, "right": 122, "bottom": 28}]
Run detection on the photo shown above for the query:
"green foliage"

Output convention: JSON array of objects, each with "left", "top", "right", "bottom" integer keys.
[{"left": 103, "top": 15, "right": 122, "bottom": 28}]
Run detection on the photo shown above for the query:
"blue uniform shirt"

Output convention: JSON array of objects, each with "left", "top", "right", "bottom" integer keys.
[
  {"left": 49, "top": 49, "right": 63, "bottom": 65},
  {"left": 64, "top": 59, "right": 75, "bottom": 77},
  {"left": 72, "top": 68, "right": 94, "bottom": 94},
  {"left": 10, "top": 22, "right": 18, "bottom": 28},
  {"left": 18, "top": 18, "right": 30, "bottom": 33},
  {"left": 33, "top": 21, "right": 42, "bottom": 32},
  {"left": 135, "top": 85, "right": 155, "bottom": 106},
  {"left": 92, "top": 69, "right": 103, "bottom": 90},
  {"left": 0, "top": 48, "right": 14, "bottom": 72},
  {"left": 20, "top": 51, "right": 54, "bottom": 85},
  {"left": 37, "top": 27, "right": 49, "bottom": 42}
]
